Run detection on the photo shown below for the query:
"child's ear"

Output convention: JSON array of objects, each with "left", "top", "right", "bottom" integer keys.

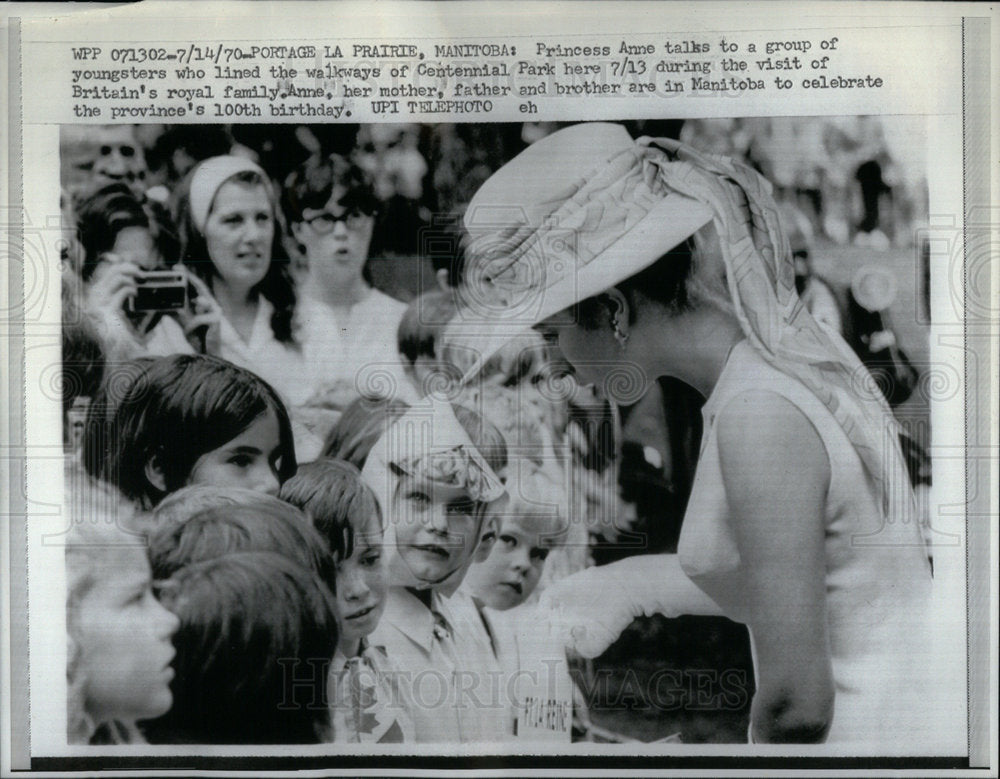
[
  {"left": 144, "top": 455, "right": 168, "bottom": 493},
  {"left": 474, "top": 516, "right": 498, "bottom": 562}
]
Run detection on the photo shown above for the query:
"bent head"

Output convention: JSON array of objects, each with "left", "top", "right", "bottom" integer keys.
[
  {"left": 76, "top": 184, "right": 173, "bottom": 281},
  {"left": 456, "top": 123, "right": 728, "bottom": 389},
  {"left": 538, "top": 231, "right": 731, "bottom": 392}
]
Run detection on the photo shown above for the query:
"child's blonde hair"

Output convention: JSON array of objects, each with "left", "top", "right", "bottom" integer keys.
[
  {"left": 502, "top": 459, "right": 568, "bottom": 546},
  {"left": 65, "top": 477, "right": 150, "bottom": 743}
]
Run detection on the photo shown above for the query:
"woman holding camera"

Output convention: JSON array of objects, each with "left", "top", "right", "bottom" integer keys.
[
  {"left": 172, "top": 155, "right": 305, "bottom": 405},
  {"left": 76, "top": 183, "right": 217, "bottom": 362}
]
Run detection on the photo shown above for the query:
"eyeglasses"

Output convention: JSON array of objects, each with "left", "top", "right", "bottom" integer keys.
[{"left": 302, "top": 208, "right": 371, "bottom": 234}]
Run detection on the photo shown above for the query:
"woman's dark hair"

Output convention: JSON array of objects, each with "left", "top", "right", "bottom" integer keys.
[
  {"left": 321, "top": 396, "right": 411, "bottom": 468},
  {"left": 75, "top": 183, "right": 179, "bottom": 281},
  {"left": 147, "top": 499, "right": 336, "bottom": 591},
  {"left": 281, "top": 152, "right": 378, "bottom": 225},
  {"left": 61, "top": 272, "right": 105, "bottom": 417},
  {"left": 280, "top": 153, "right": 379, "bottom": 284},
  {"left": 575, "top": 237, "right": 698, "bottom": 331},
  {"left": 279, "top": 459, "right": 383, "bottom": 564},
  {"left": 172, "top": 168, "right": 296, "bottom": 344},
  {"left": 90, "top": 354, "right": 297, "bottom": 508},
  {"left": 423, "top": 212, "right": 468, "bottom": 289},
  {"left": 143, "top": 552, "right": 337, "bottom": 744}
]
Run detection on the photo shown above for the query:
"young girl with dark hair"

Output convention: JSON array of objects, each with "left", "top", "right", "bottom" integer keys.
[
  {"left": 281, "top": 153, "right": 408, "bottom": 413},
  {"left": 88, "top": 353, "right": 297, "bottom": 509},
  {"left": 143, "top": 551, "right": 337, "bottom": 744}
]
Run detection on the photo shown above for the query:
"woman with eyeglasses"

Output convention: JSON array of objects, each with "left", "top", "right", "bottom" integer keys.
[
  {"left": 171, "top": 155, "right": 304, "bottom": 406},
  {"left": 281, "top": 153, "right": 409, "bottom": 417}
]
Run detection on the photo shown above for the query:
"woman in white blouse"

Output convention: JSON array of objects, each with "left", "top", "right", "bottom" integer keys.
[
  {"left": 281, "top": 153, "right": 408, "bottom": 413},
  {"left": 172, "top": 155, "right": 304, "bottom": 405}
]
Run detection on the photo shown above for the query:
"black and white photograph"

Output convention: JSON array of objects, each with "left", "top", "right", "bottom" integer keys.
[
  {"left": 2, "top": 2, "right": 995, "bottom": 776},
  {"left": 56, "top": 115, "right": 956, "bottom": 749}
]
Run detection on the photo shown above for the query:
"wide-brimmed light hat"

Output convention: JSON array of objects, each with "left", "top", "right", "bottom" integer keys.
[
  {"left": 449, "top": 122, "right": 913, "bottom": 525},
  {"left": 449, "top": 122, "right": 713, "bottom": 382}
]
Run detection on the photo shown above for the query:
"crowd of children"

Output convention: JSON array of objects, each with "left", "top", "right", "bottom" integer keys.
[
  {"left": 62, "top": 130, "right": 589, "bottom": 740},
  {"left": 65, "top": 352, "right": 579, "bottom": 744}
]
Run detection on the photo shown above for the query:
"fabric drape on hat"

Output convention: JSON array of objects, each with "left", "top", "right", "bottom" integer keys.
[
  {"left": 463, "top": 143, "right": 668, "bottom": 316},
  {"left": 462, "top": 126, "right": 911, "bottom": 520},
  {"left": 452, "top": 123, "right": 712, "bottom": 378},
  {"left": 638, "top": 136, "right": 911, "bottom": 519}
]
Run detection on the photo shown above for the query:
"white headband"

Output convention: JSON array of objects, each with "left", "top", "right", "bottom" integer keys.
[{"left": 188, "top": 155, "right": 268, "bottom": 233}]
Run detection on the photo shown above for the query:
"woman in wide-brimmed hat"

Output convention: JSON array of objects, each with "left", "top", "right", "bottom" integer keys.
[{"left": 452, "top": 123, "right": 944, "bottom": 748}]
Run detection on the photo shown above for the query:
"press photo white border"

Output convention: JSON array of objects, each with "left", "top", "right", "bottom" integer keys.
[{"left": 3, "top": 1, "right": 996, "bottom": 775}]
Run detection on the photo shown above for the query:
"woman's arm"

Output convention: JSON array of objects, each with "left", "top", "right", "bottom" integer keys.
[{"left": 717, "top": 390, "right": 835, "bottom": 743}]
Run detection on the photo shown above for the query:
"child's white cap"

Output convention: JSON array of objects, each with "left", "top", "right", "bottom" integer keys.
[
  {"left": 360, "top": 398, "right": 507, "bottom": 593},
  {"left": 360, "top": 398, "right": 505, "bottom": 512}
]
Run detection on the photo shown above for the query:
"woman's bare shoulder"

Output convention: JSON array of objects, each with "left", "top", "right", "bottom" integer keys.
[{"left": 716, "top": 389, "right": 830, "bottom": 496}]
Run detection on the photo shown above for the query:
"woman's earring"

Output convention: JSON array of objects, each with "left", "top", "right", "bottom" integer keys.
[{"left": 611, "top": 314, "right": 629, "bottom": 353}]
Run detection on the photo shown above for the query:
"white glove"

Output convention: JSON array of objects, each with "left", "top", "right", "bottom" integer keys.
[{"left": 538, "top": 554, "right": 724, "bottom": 658}]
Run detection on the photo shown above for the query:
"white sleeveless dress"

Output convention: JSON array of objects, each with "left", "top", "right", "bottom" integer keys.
[{"left": 677, "top": 340, "right": 942, "bottom": 750}]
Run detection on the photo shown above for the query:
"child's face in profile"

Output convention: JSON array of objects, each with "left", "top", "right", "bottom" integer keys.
[
  {"left": 391, "top": 476, "right": 483, "bottom": 585},
  {"left": 464, "top": 515, "right": 550, "bottom": 610},
  {"left": 335, "top": 512, "right": 388, "bottom": 654},
  {"left": 75, "top": 547, "right": 179, "bottom": 724},
  {"left": 186, "top": 409, "right": 284, "bottom": 496}
]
